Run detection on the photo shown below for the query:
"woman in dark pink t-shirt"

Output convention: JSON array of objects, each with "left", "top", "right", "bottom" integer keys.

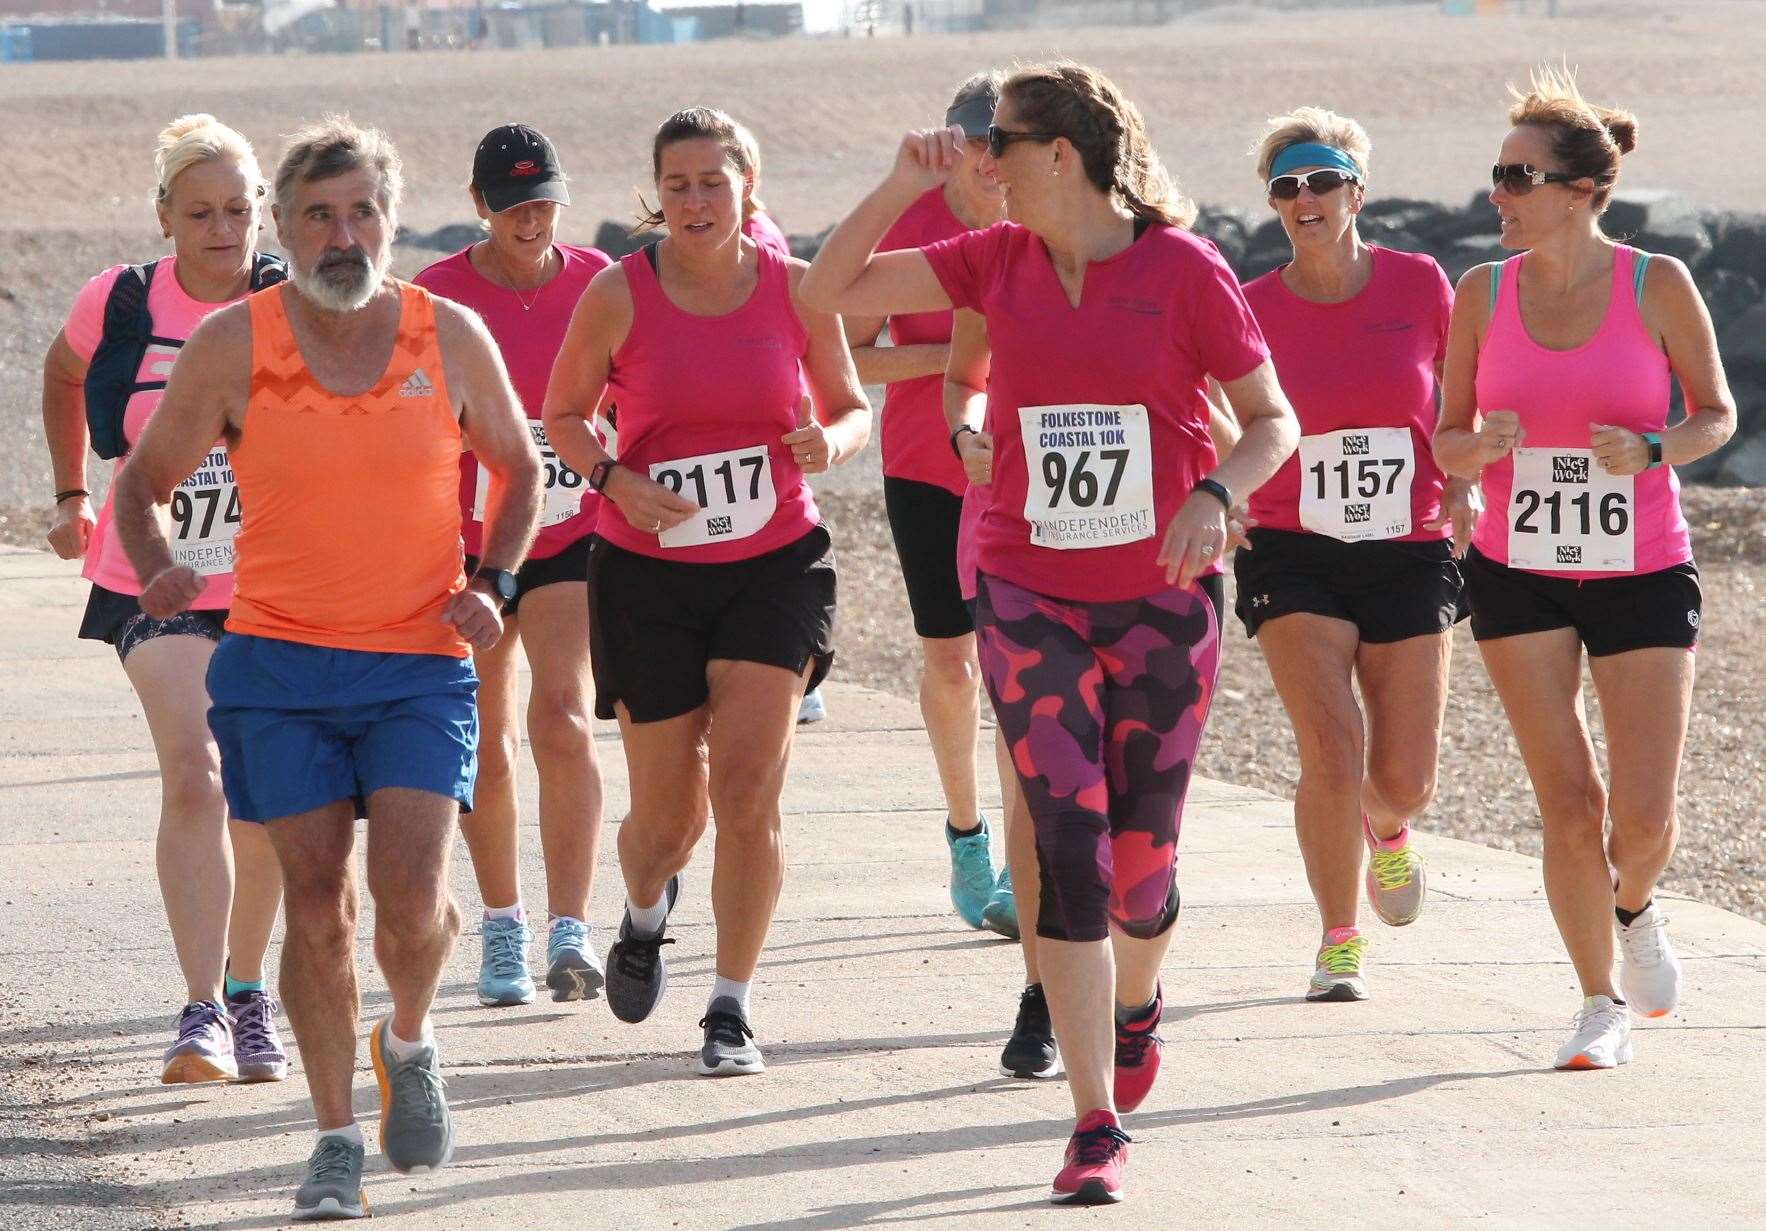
[
  {"left": 544, "top": 107, "right": 870, "bottom": 1075},
  {"left": 804, "top": 62, "right": 1298, "bottom": 1205},
  {"left": 1230, "top": 108, "right": 1473, "bottom": 1009},
  {"left": 412, "top": 123, "right": 612, "bottom": 1013}
]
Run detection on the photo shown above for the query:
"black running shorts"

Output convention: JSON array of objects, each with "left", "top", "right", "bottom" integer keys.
[
  {"left": 883, "top": 476, "right": 972, "bottom": 640},
  {"left": 1232, "top": 528, "right": 1465, "bottom": 644},
  {"left": 1462, "top": 547, "right": 1701, "bottom": 657},
  {"left": 466, "top": 532, "right": 592, "bottom": 618}
]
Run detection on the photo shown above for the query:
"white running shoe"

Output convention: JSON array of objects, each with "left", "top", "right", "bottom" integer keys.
[
  {"left": 1617, "top": 903, "right": 1682, "bottom": 1018},
  {"left": 1554, "top": 995, "right": 1632, "bottom": 1070}
]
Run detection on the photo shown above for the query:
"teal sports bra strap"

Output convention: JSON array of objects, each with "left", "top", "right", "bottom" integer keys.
[
  {"left": 1488, "top": 261, "right": 1504, "bottom": 324},
  {"left": 1633, "top": 251, "right": 1652, "bottom": 302}
]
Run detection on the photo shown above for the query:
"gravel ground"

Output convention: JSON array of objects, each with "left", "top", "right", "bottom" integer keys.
[{"left": 814, "top": 484, "right": 1766, "bottom": 925}]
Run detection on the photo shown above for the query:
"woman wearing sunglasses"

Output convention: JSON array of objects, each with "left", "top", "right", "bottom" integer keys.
[
  {"left": 1435, "top": 68, "right": 1735, "bottom": 1070},
  {"left": 1231, "top": 109, "right": 1472, "bottom": 1005},
  {"left": 804, "top": 60, "right": 1297, "bottom": 1204}
]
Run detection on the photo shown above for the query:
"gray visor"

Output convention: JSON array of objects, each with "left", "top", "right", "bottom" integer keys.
[{"left": 944, "top": 93, "right": 997, "bottom": 140}]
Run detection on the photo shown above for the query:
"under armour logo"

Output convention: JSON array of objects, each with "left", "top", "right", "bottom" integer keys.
[
  {"left": 1252, "top": 594, "right": 1271, "bottom": 608},
  {"left": 1687, "top": 610, "right": 1700, "bottom": 629}
]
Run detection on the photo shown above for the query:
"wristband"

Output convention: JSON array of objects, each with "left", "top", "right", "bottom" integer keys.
[
  {"left": 1193, "top": 477, "right": 1232, "bottom": 510},
  {"left": 1642, "top": 432, "right": 1663, "bottom": 469},
  {"left": 54, "top": 488, "right": 89, "bottom": 504},
  {"left": 949, "top": 425, "right": 978, "bottom": 458}
]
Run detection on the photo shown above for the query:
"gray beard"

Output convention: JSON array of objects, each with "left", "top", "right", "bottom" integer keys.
[{"left": 290, "top": 253, "right": 387, "bottom": 313}]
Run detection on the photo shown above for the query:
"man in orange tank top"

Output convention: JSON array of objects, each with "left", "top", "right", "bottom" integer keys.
[{"left": 113, "top": 116, "right": 543, "bottom": 1222}]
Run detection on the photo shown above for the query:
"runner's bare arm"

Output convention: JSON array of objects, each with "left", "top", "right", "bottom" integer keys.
[
  {"left": 789, "top": 263, "right": 871, "bottom": 470},
  {"left": 436, "top": 298, "right": 542, "bottom": 575},
  {"left": 1204, "top": 379, "right": 1242, "bottom": 459},
  {"left": 943, "top": 309, "right": 993, "bottom": 486},
  {"left": 1433, "top": 264, "right": 1514, "bottom": 478},
  {"left": 113, "top": 304, "right": 250, "bottom": 617},
  {"left": 41, "top": 330, "right": 95, "bottom": 560},
  {"left": 800, "top": 128, "right": 964, "bottom": 317},
  {"left": 1617, "top": 256, "right": 1736, "bottom": 468},
  {"left": 843, "top": 312, "right": 951, "bottom": 385},
  {"left": 540, "top": 266, "right": 697, "bottom": 530}
]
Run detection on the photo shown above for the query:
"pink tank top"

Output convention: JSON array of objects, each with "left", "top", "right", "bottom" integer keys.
[
  {"left": 1472, "top": 246, "right": 1689, "bottom": 578},
  {"left": 597, "top": 243, "right": 819, "bottom": 562}
]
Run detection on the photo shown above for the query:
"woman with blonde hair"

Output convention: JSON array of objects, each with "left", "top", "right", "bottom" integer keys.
[
  {"left": 805, "top": 61, "right": 1297, "bottom": 1203},
  {"left": 1232, "top": 106, "right": 1473, "bottom": 1003},
  {"left": 39, "top": 113, "right": 288, "bottom": 1085},
  {"left": 1436, "top": 67, "right": 1735, "bottom": 1069}
]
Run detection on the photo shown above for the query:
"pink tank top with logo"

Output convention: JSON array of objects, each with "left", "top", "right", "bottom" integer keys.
[
  {"left": 1472, "top": 245, "right": 1689, "bottom": 579},
  {"left": 597, "top": 243, "right": 820, "bottom": 563}
]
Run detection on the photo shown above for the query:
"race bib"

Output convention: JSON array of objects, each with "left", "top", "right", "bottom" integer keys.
[
  {"left": 1508, "top": 447, "right": 1634, "bottom": 572},
  {"left": 170, "top": 447, "right": 239, "bottom": 576},
  {"left": 1018, "top": 403, "right": 1155, "bottom": 550},
  {"left": 649, "top": 444, "right": 776, "bottom": 549},
  {"left": 474, "top": 423, "right": 586, "bottom": 530},
  {"left": 1298, "top": 427, "right": 1415, "bottom": 541}
]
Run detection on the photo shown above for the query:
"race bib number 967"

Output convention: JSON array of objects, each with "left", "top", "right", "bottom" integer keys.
[
  {"left": 1507, "top": 447, "right": 1634, "bottom": 572},
  {"left": 1018, "top": 403, "right": 1155, "bottom": 550}
]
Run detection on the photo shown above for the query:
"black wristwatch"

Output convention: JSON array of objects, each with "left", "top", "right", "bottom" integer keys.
[
  {"left": 587, "top": 458, "right": 618, "bottom": 492},
  {"left": 949, "top": 425, "right": 979, "bottom": 458},
  {"left": 1194, "top": 477, "right": 1233, "bottom": 510},
  {"left": 472, "top": 568, "right": 518, "bottom": 603}
]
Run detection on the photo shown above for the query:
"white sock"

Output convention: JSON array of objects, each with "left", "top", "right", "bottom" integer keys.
[
  {"left": 484, "top": 902, "right": 525, "bottom": 922},
  {"left": 385, "top": 1020, "right": 434, "bottom": 1062},
  {"left": 626, "top": 892, "right": 670, "bottom": 937},
  {"left": 549, "top": 914, "right": 586, "bottom": 930},
  {"left": 317, "top": 1123, "right": 364, "bottom": 1148},
  {"left": 709, "top": 975, "right": 751, "bottom": 1020}
]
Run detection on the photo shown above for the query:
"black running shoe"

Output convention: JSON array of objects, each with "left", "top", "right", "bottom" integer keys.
[
  {"left": 605, "top": 875, "right": 680, "bottom": 1025},
  {"left": 1000, "top": 983, "right": 1061, "bottom": 1079}
]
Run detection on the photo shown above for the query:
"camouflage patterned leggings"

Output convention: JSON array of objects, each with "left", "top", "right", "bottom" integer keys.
[{"left": 975, "top": 571, "right": 1222, "bottom": 943}]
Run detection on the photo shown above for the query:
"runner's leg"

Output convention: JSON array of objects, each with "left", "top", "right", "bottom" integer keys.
[
  {"left": 1589, "top": 648, "right": 1692, "bottom": 912},
  {"left": 921, "top": 633, "right": 982, "bottom": 830},
  {"left": 224, "top": 818, "right": 283, "bottom": 983},
  {"left": 1356, "top": 630, "right": 1452, "bottom": 838},
  {"left": 457, "top": 615, "right": 523, "bottom": 912},
  {"left": 997, "top": 728, "right": 1040, "bottom": 983},
  {"left": 364, "top": 787, "right": 463, "bottom": 1042},
  {"left": 614, "top": 704, "right": 712, "bottom": 913}
]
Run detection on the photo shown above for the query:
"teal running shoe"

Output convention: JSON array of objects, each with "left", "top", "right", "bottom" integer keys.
[
  {"left": 545, "top": 917, "right": 605, "bottom": 1003},
  {"left": 980, "top": 865, "right": 1020, "bottom": 939},
  {"left": 947, "top": 817, "right": 998, "bottom": 929},
  {"left": 477, "top": 915, "right": 534, "bottom": 1007}
]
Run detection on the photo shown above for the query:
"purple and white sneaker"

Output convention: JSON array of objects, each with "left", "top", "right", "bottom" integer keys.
[
  {"left": 161, "top": 1000, "right": 238, "bottom": 1084},
  {"left": 228, "top": 989, "right": 289, "bottom": 1083}
]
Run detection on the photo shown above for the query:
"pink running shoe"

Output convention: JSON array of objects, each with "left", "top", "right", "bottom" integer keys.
[
  {"left": 1113, "top": 984, "right": 1164, "bottom": 1114},
  {"left": 1050, "top": 1109, "right": 1131, "bottom": 1205}
]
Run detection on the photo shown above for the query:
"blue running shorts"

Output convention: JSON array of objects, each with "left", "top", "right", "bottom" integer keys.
[{"left": 206, "top": 633, "right": 479, "bottom": 823}]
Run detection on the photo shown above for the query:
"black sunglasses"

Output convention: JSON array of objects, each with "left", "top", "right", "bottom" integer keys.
[
  {"left": 1266, "top": 169, "right": 1358, "bottom": 200},
  {"left": 987, "top": 124, "right": 1061, "bottom": 160},
  {"left": 1491, "top": 162, "right": 1579, "bottom": 195}
]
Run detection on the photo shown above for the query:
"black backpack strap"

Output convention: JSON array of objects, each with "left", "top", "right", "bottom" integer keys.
[
  {"left": 84, "top": 259, "right": 167, "bottom": 460},
  {"left": 250, "top": 252, "right": 288, "bottom": 290}
]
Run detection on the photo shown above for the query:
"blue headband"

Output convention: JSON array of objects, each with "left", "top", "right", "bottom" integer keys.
[{"left": 1269, "top": 142, "right": 1361, "bottom": 181}]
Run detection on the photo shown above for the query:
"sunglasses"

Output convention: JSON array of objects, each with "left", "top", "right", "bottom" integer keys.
[
  {"left": 1266, "top": 169, "right": 1358, "bottom": 200},
  {"left": 986, "top": 124, "right": 1061, "bottom": 160},
  {"left": 1491, "top": 163, "right": 1579, "bottom": 195}
]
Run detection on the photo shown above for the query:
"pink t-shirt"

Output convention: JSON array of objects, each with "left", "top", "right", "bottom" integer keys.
[
  {"left": 744, "top": 211, "right": 791, "bottom": 258},
  {"left": 1242, "top": 247, "right": 1453, "bottom": 541},
  {"left": 412, "top": 243, "right": 611, "bottom": 560},
  {"left": 63, "top": 257, "right": 241, "bottom": 606},
  {"left": 597, "top": 243, "right": 820, "bottom": 563},
  {"left": 1472, "top": 246, "right": 1688, "bottom": 578},
  {"left": 923, "top": 221, "right": 1269, "bottom": 602},
  {"left": 956, "top": 482, "right": 987, "bottom": 602},
  {"left": 879, "top": 188, "right": 968, "bottom": 495}
]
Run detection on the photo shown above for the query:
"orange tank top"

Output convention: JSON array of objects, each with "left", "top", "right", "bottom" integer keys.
[{"left": 227, "top": 281, "right": 468, "bottom": 657}]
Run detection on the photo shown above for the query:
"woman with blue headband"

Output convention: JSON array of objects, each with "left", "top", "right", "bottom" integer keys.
[{"left": 1232, "top": 107, "right": 1475, "bottom": 1003}]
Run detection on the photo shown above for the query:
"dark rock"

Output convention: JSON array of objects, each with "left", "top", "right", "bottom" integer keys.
[
  {"left": 1718, "top": 301, "right": 1766, "bottom": 368},
  {"left": 1439, "top": 236, "right": 1508, "bottom": 282},
  {"left": 1697, "top": 268, "right": 1763, "bottom": 333},
  {"left": 399, "top": 222, "right": 480, "bottom": 252},
  {"left": 1192, "top": 206, "right": 1253, "bottom": 268},
  {"left": 1708, "top": 211, "right": 1766, "bottom": 285},
  {"left": 787, "top": 226, "right": 831, "bottom": 261},
  {"left": 1714, "top": 429, "right": 1766, "bottom": 487},
  {"left": 1604, "top": 189, "right": 1712, "bottom": 269},
  {"left": 592, "top": 219, "right": 652, "bottom": 259}
]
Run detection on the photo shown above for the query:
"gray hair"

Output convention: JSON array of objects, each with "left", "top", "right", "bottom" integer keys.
[{"left": 274, "top": 114, "right": 404, "bottom": 216}]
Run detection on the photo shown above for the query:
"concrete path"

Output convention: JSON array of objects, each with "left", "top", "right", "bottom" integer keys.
[{"left": 3, "top": 543, "right": 1764, "bottom": 1229}]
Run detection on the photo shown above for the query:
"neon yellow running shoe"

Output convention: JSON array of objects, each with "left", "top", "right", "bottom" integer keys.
[
  {"left": 1307, "top": 928, "right": 1368, "bottom": 1002},
  {"left": 1365, "top": 819, "right": 1427, "bottom": 927}
]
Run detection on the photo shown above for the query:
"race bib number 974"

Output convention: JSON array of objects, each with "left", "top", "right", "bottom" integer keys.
[
  {"left": 474, "top": 423, "right": 585, "bottom": 529},
  {"left": 1298, "top": 427, "right": 1414, "bottom": 541},
  {"left": 170, "top": 447, "right": 239, "bottom": 576},
  {"left": 650, "top": 444, "right": 776, "bottom": 549},
  {"left": 1507, "top": 447, "right": 1634, "bottom": 572},
  {"left": 1018, "top": 403, "right": 1155, "bottom": 550}
]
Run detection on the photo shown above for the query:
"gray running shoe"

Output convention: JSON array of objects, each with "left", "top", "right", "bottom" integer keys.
[
  {"left": 370, "top": 1019, "right": 454, "bottom": 1174},
  {"left": 227, "top": 989, "right": 289, "bottom": 1083},
  {"left": 545, "top": 917, "right": 606, "bottom": 1003},
  {"left": 696, "top": 997, "right": 765, "bottom": 1076},
  {"left": 161, "top": 1000, "right": 238, "bottom": 1084},
  {"left": 606, "top": 875, "right": 680, "bottom": 1025},
  {"left": 292, "top": 1134, "right": 368, "bottom": 1221}
]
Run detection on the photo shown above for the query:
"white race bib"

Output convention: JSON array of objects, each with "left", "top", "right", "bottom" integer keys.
[
  {"left": 1298, "top": 427, "right": 1415, "bottom": 541},
  {"left": 474, "top": 423, "right": 586, "bottom": 530},
  {"left": 1018, "top": 403, "right": 1155, "bottom": 550},
  {"left": 170, "top": 447, "right": 239, "bottom": 576},
  {"left": 1507, "top": 447, "right": 1634, "bottom": 572},
  {"left": 649, "top": 444, "right": 776, "bottom": 549}
]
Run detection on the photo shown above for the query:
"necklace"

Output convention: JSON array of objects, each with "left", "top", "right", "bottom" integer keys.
[{"left": 483, "top": 243, "right": 554, "bottom": 312}]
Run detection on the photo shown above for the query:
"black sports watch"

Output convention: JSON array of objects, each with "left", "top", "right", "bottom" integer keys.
[
  {"left": 1193, "top": 477, "right": 1233, "bottom": 510},
  {"left": 587, "top": 459, "right": 618, "bottom": 492},
  {"left": 472, "top": 568, "right": 518, "bottom": 603}
]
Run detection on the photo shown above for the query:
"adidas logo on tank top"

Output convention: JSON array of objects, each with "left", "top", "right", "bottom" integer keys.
[{"left": 399, "top": 368, "right": 435, "bottom": 399}]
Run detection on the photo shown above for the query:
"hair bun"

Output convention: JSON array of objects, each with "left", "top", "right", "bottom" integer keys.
[{"left": 1599, "top": 107, "right": 1638, "bottom": 155}]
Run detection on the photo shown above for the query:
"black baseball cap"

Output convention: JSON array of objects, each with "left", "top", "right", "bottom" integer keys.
[
  {"left": 945, "top": 87, "right": 999, "bottom": 140},
  {"left": 472, "top": 124, "right": 570, "bottom": 213}
]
